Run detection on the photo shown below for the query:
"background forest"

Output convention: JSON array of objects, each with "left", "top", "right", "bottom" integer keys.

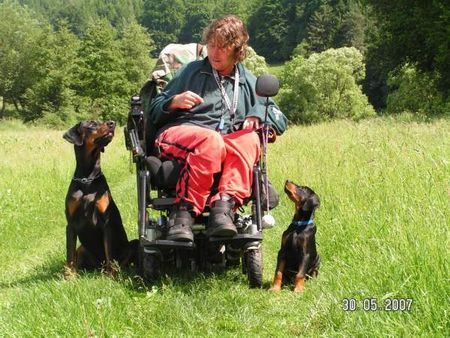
[{"left": 0, "top": 0, "right": 449, "bottom": 126}]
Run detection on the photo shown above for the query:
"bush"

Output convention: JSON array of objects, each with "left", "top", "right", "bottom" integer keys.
[
  {"left": 278, "top": 47, "right": 375, "bottom": 124},
  {"left": 243, "top": 46, "right": 269, "bottom": 76},
  {"left": 386, "top": 64, "right": 450, "bottom": 117}
]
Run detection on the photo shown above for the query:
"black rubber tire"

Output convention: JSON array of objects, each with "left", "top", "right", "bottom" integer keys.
[
  {"left": 244, "top": 248, "right": 263, "bottom": 288},
  {"left": 225, "top": 245, "right": 241, "bottom": 268},
  {"left": 141, "top": 251, "right": 161, "bottom": 283}
]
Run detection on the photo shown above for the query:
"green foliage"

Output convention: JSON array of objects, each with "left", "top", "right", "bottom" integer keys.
[
  {"left": 23, "top": 21, "right": 81, "bottom": 124},
  {"left": 71, "top": 19, "right": 154, "bottom": 124},
  {"left": 248, "top": 0, "right": 369, "bottom": 63},
  {"left": 334, "top": 1, "right": 367, "bottom": 54},
  {"left": 74, "top": 19, "right": 128, "bottom": 122},
  {"left": 0, "top": 1, "right": 154, "bottom": 126},
  {"left": 243, "top": 47, "right": 269, "bottom": 76},
  {"left": 3, "top": 0, "right": 449, "bottom": 124},
  {"left": 16, "top": 0, "right": 144, "bottom": 35},
  {"left": 247, "top": 0, "right": 292, "bottom": 62},
  {"left": 366, "top": 0, "right": 450, "bottom": 107},
  {"left": 0, "top": 1, "right": 48, "bottom": 117},
  {"left": 386, "top": 64, "right": 450, "bottom": 117},
  {"left": 279, "top": 47, "right": 375, "bottom": 123},
  {"left": 178, "top": 2, "right": 212, "bottom": 43},
  {"left": 141, "top": 0, "right": 186, "bottom": 55},
  {"left": 306, "top": 3, "right": 337, "bottom": 53},
  {"left": 120, "top": 21, "right": 155, "bottom": 94}
]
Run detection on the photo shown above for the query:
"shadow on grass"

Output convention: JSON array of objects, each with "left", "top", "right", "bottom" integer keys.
[
  {"left": 0, "top": 253, "right": 271, "bottom": 294},
  {"left": 0, "top": 256, "right": 65, "bottom": 289},
  {"left": 120, "top": 261, "right": 274, "bottom": 294}
]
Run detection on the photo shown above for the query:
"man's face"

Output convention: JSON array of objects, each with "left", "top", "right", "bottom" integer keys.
[{"left": 207, "top": 41, "right": 236, "bottom": 76}]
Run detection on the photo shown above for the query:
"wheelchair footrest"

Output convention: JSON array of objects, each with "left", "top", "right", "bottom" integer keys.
[
  {"left": 209, "top": 233, "right": 262, "bottom": 246},
  {"left": 141, "top": 238, "right": 195, "bottom": 250},
  {"left": 150, "top": 198, "right": 176, "bottom": 210}
]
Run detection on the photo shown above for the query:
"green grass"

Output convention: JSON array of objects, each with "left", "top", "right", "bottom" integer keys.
[
  {"left": 0, "top": 118, "right": 448, "bottom": 336},
  {"left": 268, "top": 63, "right": 285, "bottom": 78}
]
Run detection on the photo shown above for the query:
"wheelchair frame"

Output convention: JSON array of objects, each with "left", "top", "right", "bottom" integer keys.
[{"left": 124, "top": 75, "right": 279, "bottom": 287}]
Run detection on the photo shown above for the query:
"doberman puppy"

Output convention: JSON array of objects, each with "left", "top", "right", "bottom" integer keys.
[
  {"left": 270, "top": 180, "right": 320, "bottom": 292},
  {"left": 63, "top": 121, "right": 137, "bottom": 277}
]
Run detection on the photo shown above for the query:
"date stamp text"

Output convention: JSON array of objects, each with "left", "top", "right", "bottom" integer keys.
[{"left": 342, "top": 298, "right": 413, "bottom": 312}]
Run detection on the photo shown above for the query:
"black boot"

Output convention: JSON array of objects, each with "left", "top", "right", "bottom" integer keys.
[
  {"left": 167, "top": 203, "right": 194, "bottom": 242},
  {"left": 207, "top": 199, "right": 237, "bottom": 238}
]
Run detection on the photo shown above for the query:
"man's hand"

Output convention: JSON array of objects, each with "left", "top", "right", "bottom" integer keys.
[
  {"left": 242, "top": 116, "right": 261, "bottom": 130},
  {"left": 168, "top": 91, "right": 204, "bottom": 110}
]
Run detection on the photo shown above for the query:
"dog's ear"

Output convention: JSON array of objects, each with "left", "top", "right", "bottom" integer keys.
[{"left": 63, "top": 123, "right": 83, "bottom": 146}]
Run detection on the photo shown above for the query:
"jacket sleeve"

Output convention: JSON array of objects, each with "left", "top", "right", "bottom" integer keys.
[
  {"left": 149, "top": 65, "right": 186, "bottom": 126},
  {"left": 247, "top": 96, "right": 287, "bottom": 135}
]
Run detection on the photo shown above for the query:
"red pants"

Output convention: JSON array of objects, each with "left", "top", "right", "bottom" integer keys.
[{"left": 155, "top": 125, "right": 260, "bottom": 215}]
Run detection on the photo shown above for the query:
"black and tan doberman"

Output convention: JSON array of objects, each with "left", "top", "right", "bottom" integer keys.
[
  {"left": 63, "top": 121, "right": 137, "bottom": 277},
  {"left": 270, "top": 180, "right": 320, "bottom": 292}
]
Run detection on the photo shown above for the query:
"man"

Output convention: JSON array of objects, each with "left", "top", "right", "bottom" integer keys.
[{"left": 149, "top": 15, "right": 287, "bottom": 242}]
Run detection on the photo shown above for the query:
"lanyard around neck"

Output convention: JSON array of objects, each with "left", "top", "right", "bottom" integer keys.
[{"left": 212, "top": 67, "right": 239, "bottom": 130}]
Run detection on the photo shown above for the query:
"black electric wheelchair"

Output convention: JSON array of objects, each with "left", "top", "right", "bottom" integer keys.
[{"left": 124, "top": 75, "right": 280, "bottom": 288}]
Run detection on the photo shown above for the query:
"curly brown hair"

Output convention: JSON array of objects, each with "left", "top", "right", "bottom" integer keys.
[{"left": 202, "top": 15, "right": 249, "bottom": 63}]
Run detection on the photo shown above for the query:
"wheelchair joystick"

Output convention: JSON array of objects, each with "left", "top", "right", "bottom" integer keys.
[{"left": 255, "top": 74, "right": 280, "bottom": 230}]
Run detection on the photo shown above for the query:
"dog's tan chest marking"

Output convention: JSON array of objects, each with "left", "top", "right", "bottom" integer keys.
[
  {"left": 96, "top": 192, "right": 110, "bottom": 214},
  {"left": 67, "top": 190, "right": 83, "bottom": 217},
  {"left": 69, "top": 191, "right": 104, "bottom": 216}
]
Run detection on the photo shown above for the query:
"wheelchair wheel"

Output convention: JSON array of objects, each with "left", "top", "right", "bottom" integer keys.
[
  {"left": 140, "top": 249, "right": 161, "bottom": 283},
  {"left": 243, "top": 247, "right": 263, "bottom": 288},
  {"left": 225, "top": 245, "right": 241, "bottom": 268}
]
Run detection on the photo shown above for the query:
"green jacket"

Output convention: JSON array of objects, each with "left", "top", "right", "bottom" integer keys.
[{"left": 149, "top": 58, "right": 287, "bottom": 135}]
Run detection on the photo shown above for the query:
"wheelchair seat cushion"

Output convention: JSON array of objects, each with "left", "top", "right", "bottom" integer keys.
[{"left": 145, "top": 156, "right": 181, "bottom": 190}]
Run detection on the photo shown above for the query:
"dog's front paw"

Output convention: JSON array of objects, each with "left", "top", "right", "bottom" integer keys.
[
  {"left": 270, "top": 273, "right": 283, "bottom": 292},
  {"left": 294, "top": 276, "right": 305, "bottom": 292},
  {"left": 103, "top": 260, "right": 120, "bottom": 278},
  {"left": 63, "top": 264, "right": 77, "bottom": 280}
]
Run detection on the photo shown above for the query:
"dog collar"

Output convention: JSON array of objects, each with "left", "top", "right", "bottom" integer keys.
[
  {"left": 292, "top": 219, "right": 314, "bottom": 227},
  {"left": 72, "top": 173, "right": 103, "bottom": 185}
]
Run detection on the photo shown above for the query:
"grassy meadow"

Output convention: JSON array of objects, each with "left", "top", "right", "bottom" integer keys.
[{"left": 0, "top": 118, "right": 448, "bottom": 336}]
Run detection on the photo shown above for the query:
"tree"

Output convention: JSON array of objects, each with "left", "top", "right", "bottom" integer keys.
[
  {"left": 334, "top": 1, "right": 367, "bottom": 54},
  {"left": 0, "top": 1, "right": 48, "bottom": 117},
  {"left": 306, "top": 3, "right": 337, "bottom": 53},
  {"left": 178, "top": 2, "right": 212, "bottom": 43},
  {"left": 278, "top": 47, "right": 375, "bottom": 123},
  {"left": 16, "top": 0, "right": 144, "bottom": 35},
  {"left": 120, "top": 21, "right": 155, "bottom": 94},
  {"left": 366, "top": 0, "right": 450, "bottom": 96},
  {"left": 74, "top": 19, "right": 128, "bottom": 122},
  {"left": 23, "top": 20, "right": 81, "bottom": 124},
  {"left": 386, "top": 64, "right": 449, "bottom": 117},
  {"left": 141, "top": 0, "right": 185, "bottom": 55},
  {"left": 248, "top": 0, "right": 370, "bottom": 63},
  {"left": 247, "top": 0, "right": 291, "bottom": 62},
  {"left": 178, "top": 0, "right": 260, "bottom": 45}
]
